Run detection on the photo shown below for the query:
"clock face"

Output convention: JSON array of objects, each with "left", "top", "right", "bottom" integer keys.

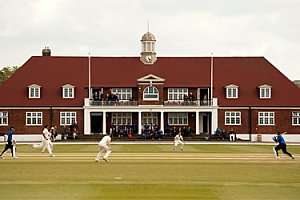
[{"left": 145, "top": 55, "right": 152, "bottom": 62}]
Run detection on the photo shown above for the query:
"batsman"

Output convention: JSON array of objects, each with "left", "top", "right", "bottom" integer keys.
[{"left": 272, "top": 131, "right": 294, "bottom": 159}]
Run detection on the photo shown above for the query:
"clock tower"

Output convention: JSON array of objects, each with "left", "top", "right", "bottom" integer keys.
[{"left": 140, "top": 31, "right": 157, "bottom": 65}]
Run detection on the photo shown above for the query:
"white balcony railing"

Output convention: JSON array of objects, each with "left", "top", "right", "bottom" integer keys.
[{"left": 85, "top": 98, "right": 217, "bottom": 107}]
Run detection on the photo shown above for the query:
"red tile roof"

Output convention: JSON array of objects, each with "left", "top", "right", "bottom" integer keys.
[{"left": 0, "top": 56, "right": 299, "bottom": 107}]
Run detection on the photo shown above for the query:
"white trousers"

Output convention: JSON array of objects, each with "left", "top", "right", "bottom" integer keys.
[
  {"left": 32, "top": 139, "right": 53, "bottom": 155},
  {"left": 174, "top": 140, "right": 184, "bottom": 147},
  {"left": 96, "top": 144, "right": 112, "bottom": 160}
]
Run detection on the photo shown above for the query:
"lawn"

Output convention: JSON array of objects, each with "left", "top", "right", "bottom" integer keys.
[{"left": 0, "top": 144, "right": 299, "bottom": 200}]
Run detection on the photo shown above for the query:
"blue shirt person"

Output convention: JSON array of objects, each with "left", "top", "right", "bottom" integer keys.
[
  {"left": 0, "top": 127, "right": 16, "bottom": 159},
  {"left": 272, "top": 131, "right": 294, "bottom": 159}
]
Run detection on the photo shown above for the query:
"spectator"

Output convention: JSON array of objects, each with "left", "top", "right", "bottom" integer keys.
[
  {"left": 61, "top": 124, "right": 70, "bottom": 140},
  {"left": 188, "top": 92, "right": 194, "bottom": 101},
  {"left": 71, "top": 121, "right": 79, "bottom": 139}
]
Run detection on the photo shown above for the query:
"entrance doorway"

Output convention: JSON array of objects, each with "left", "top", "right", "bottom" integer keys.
[{"left": 91, "top": 112, "right": 103, "bottom": 133}]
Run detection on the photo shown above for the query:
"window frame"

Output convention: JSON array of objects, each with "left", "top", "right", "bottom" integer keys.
[
  {"left": 143, "top": 86, "right": 159, "bottom": 101},
  {"left": 260, "top": 87, "right": 271, "bottom": 99},
  {"left": 0, "top": 111, "right": 8, "bottom": 126},
  {"left": 258, "top": 112, "right": 275, "bottom": 125},
  {"left": 60, "top": 112, "right": 77, "bottom": 125},
  {"left": 226, "top": 87, "right": 238, "bottom": 99},
  {"left": 111, "top": 113, "right": 132, "bottom": 125},
  {"left": 168, "top": 88, "right": 188, "bottom": 101},
  {"left": 63, "top": 87, "right": 74, "bottom": 99},
  {"left": 26, "top": 112, "right": 43, "bottom": 126},
  {"left": 168, "top": 113, "right": 188, "bottom": 125},
  {"left": 292, "top": 112, "right": 300, "bottom": 126},
  {"left": 225, "top": 111, "right": 241, "bottom": 125},
  {"left": 28, "top": 87, "right": 40, "bottom": 99},
  {"left": 142, "top": 112, "right": 158, "bottom": 125},
  {"left": 110, "top": 88, "right": 132, "bottom": 100}
]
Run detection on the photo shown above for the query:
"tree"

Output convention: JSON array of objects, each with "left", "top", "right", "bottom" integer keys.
[{"left": 0, "top": 66, "right": 18, "bottom": 85}]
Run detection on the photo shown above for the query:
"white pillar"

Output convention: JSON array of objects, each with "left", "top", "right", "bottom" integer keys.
[
  {"left": 84, "top": 109, "right": 91, "bottom": 135},
  {"left": 103, "top": 111, "right": 106, "bottom": 135},
  {"left": 211, "top": 109, "right": 218, "bottom": 134},
  {"left": 196, "top": 111, "right": 200, "bottom": 135},
  {"left": 138, "top": 111, "right": 142, "bottom": 135},
  {"left": 160, "top": 111, "right": 164, "bottom": 134}
]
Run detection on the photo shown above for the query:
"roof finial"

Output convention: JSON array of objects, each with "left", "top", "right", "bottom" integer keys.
[{"left": 147, "top": 20, "right": 150, "bottom": 33}]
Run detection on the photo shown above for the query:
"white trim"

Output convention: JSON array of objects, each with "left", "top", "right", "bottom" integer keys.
[
  {"left": 62, "top": 84, "right": 75, "bottom": 88},
  {"left": 143, "top": 86, "right": 159, "bottom": 101},
  {"left": 62, "top": 87, "right": 75, "bottom": 99},
  {"left": 0, "top": 111, "right": 8, "bottom": 126},
  {"left": 225, "top": 84, "right": 239, "bottom": 88},
  {"left": 258, "top": 84, "right": 272, "bottom": 88},
  {"left": 25, "top": 112, "right": 43, "bottom": 126},
  {"left": 28, "top": 87, "right": 40, "bottom": 99},
  {"left": 138, "top": 74, "right": 165, "bottom": 82},
  {"left": 168, "top": 112, "right": 188, "bottom": 125},
  {"left": 226, "top": 87, "right": 238, "bottom": 99},
  {"left": 259, "top": 87, "right": 271, "bottom": 99},
  {"left": 292, "top": 111, "right": 300, "bottom": 126},
  {"left": 258, "top": 111, "right": 275, "bottom": 125},
  {"left": 225, "top": 111, "right": 241, "bottom": 125},
  {"left": 60, "top": 112, "right": 77, "bottom": 125},
  {"left": 168, "top": 88, "right": 188, "bottom": 101},
  {"left": 28, "top": 84, "right": 41, "bottom": 88}
]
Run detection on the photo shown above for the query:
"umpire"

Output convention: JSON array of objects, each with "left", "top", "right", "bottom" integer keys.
[
  {"left": 0, "top": 127, "right": 16, "bottom": 159},
  {"left": 273, "top": 131, "right": 294, "bottom": 159}
]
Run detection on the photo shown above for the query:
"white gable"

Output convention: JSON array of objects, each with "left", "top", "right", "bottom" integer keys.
[
  {"left": 137, "top": 74, "right": 165, "bottom": 83},
  {"left": 28, "top": 84, "right": 41, "bottom": 88}
]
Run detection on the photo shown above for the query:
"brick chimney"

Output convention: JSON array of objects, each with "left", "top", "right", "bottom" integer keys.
[{"left": 42, "top": 46, "right": 51, "bottom": 56}]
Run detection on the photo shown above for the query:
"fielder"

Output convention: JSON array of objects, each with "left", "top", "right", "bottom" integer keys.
[
  {"left": 174, "top": 132, "right": 185, "bottom": 151},
  {"left": 272, "top": 131, "right": 294, "bottom": 159},
  {"left": 0, "top": 127, "right": 17, "bottom": 159},
  {"left": 95, "top": 133, "right": 112, "bottom": 162},
  {"left": 31, "top": 125, "right": 55, "bottom": 157}
]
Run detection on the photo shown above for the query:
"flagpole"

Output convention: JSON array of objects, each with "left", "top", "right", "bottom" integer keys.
[
  {"left": 210, "top": 53, "right": 213, "bottom": 102},
  {"left": 88, "top": 52, "right": 91, "bottom": 99}
]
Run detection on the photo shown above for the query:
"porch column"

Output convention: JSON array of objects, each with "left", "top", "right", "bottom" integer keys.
[
  {"left": 211, "top": 108, "right": 218, "bottom": 134},
  {"left": 160, "top": 111, "right": 164, "bottom": 134},
  {"left": 195, "top": 111, "right": 200, "bottom": 135},
  {"left": 138, "top": 111, "right": 142, "bottom": 135},
  {"left": 84, "top": 109, "right": 91, "bottom": 135},
  {"left": 103, "top": 111, "right": 106, "bottom": 135}
]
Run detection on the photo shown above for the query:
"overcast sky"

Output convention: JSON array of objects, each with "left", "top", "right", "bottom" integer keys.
[{"left": 1, "top": 0, "right": 299, "bottom": 80}]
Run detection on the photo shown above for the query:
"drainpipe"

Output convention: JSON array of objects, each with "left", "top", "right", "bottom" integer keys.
[
  {"left": 249, "top": 107, "right": 252, "bottom": 142},
  {"left": 50, "top": 106, "right": 53, "bottom": 127}
]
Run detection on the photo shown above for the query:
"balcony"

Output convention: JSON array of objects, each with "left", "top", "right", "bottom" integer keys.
[
  {"left": 87, "top": 99, "right": 139, "bottom": 106},
  {"left": 164, "top": 100, "right": 213, "bottom": 106},
  {"left": 85, "top": 98, "right": 217, "bottom": 107}
]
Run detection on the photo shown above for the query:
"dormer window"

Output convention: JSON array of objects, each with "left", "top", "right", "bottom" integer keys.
[
  {"left": 62, "top": 84, "right": 75, "bottom": 99},
  {"left": 143, "top": 86, "right": 159, "bottom": 100},
  {"left": 28, "top": 84, "right": 41, "bottom": 99},
  {"left": 258, "top": 84, "right": 272, "bottom": 99},
  {"left": 225, "top": 84, "right": 238, "bottom": 99}
]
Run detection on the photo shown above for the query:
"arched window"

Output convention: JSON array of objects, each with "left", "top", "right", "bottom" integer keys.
[{"left": 143, "top": 86, "right": 159, "bottom": 100}]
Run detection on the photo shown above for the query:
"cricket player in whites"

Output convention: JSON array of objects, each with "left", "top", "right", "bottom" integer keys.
[
  {"left": 174, "top": 132, "right": 185, "bottom": 151},
  {"left": 95, "top": 133, "right": 112, "bottom": 162},
  {"left": 31, "top": 125, "right": 55, "bottom": 157}
]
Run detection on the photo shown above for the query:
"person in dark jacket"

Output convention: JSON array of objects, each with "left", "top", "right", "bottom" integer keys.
[
  {"left": 273, "top": 131, "right": 294, "bottom": 159},
  {"left": 0, "top": 127, "right": 17, "bottom": 159}
]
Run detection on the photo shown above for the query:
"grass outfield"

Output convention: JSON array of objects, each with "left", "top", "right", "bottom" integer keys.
[{"left": 0, "top": 144, "right": 300, "bottom": 200}]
